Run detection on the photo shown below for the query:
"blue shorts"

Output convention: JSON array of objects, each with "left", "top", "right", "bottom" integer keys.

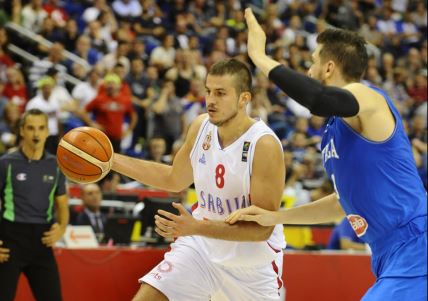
[{"left": 362, "top": 275, "right": 427, "bottom": 301}]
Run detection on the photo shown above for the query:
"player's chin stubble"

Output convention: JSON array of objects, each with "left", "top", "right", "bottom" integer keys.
[{"left": 211, "top": 109, "right": 239, "bottom": 127}]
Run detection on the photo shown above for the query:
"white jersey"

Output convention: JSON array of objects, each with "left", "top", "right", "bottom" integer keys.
[{"left": 189, "top": 117, "right": 286, "bottom": 267}]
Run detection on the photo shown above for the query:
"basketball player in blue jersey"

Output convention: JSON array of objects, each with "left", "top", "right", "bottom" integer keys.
[{"left": 227, "top": 8, "right": 427, "bottom": 301}]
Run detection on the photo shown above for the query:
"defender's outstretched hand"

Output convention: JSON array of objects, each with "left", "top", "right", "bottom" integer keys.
[
  {"left": 245, "top": 8, "right": 267, "bottom": 60},
  {"left": 225, "top": 205, "right": 279, "bottom": 226}
]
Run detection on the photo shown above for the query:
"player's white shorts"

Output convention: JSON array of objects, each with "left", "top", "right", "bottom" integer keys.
[{"left": 140, "top": 236, "right": 283, "bottom": 301}]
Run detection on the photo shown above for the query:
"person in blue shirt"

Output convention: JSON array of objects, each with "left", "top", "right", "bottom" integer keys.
[{"left": 227, "top": 8, "right": 427, "bottom": 301}]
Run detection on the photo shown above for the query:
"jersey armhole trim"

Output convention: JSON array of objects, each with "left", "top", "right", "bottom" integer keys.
[
  {"left": 249, "top": 132, "right": 282, "bottom": 176},
  {"left": 189, "top": 118, "right": 210, "bottom": 162}
]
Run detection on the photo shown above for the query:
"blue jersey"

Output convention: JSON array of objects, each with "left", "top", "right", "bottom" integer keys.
[{"left": 321, "top": 86, "right": 427, "bottom": 278}]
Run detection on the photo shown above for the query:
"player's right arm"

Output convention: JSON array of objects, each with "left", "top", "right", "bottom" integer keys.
[
  {"left": 226, "top": 193, "right": 345, "bottom": 226},
  {"left": 112, "top": 114, "right": 206, "bottom": 193}
]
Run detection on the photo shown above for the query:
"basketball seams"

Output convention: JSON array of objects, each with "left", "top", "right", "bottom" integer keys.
[
  {"left": 73, "top": 129, "right": 111, "bottom": 159},
  {"left": 58, "top": 140, "right": 110, "bottom": 173},
  {"left": 57, "top": 145, "right": 105, "bottom": 177}
]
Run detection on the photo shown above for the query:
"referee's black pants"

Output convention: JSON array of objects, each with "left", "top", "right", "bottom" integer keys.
[{"left": 0, "top": 220, "right": 62, "bottom": 301}]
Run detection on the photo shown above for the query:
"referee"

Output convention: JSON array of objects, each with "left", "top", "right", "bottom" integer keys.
[{"left": 0, "top": 109, "right": 69, "bottom": 301}]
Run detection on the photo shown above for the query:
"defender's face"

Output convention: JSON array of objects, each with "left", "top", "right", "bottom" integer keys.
[
  {"left": 20, "top": 115, "right": 49, "bottom": 150},
  {"left": 307, "top": 45, "right": 327, "bottom": 84},
  {"left": 205, "top": 74, "right": 240, "bottom": 126}
]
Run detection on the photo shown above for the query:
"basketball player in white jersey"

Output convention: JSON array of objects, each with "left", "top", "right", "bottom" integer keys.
[{"left": 112, "top": 59, "right": 286, "bottom": 301}]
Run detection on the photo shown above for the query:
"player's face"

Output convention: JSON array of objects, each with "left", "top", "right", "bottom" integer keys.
[
  {"left": 20, "top": 115, "right": 49, "bottom": 150},
  {"left": 205, "top": 74, "right": 242, "bottom": 126},
  {"left": 308, "top": 45, "right": 327, "bottom": 85}
]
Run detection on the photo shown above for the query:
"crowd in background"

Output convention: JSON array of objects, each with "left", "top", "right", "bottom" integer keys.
[{"left": 0, "top": 0, "right": 426, "bottom": 212}]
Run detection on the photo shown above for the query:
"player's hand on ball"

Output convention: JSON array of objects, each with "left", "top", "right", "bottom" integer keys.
[
  {"left": 225, "top": 205, "right": 275, "bottom": 226},
  {"left": 42, "top": 223, "right": 65, "bottom": 247},
  {"left": 0, "top": 240, "right": 10, "bottom": 263},
  {"left": 155, "top": 203, "right": 198, "bottom": 238}
]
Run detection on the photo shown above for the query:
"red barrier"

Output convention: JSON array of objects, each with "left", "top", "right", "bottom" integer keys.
[{"left": 16, "top": 248, "right": 374, "bottom": 301}]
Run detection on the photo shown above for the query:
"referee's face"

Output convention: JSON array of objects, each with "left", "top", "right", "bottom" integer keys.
[{"left": 20, "top": 115, "right": 49, "bottom": 150}]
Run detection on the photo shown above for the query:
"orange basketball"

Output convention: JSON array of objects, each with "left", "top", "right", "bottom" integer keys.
[{"left": 57, "top": 127, "right": 113, "bottom": 184}]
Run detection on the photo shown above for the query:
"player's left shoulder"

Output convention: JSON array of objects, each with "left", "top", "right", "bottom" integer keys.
[
  {"left": 343, "top": 83, "right": 386, "bottom": 113},
  {"left": 253, "top": 135, "right": 283, "bottom": 162}
]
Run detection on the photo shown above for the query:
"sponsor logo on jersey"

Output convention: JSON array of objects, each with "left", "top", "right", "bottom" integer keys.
[
  {"left": 157, "top": 261, "right": 173, "bottom": 273},
  {"left": 347, "top": 214, "right": 368, "bottom": 237},
  {"left": 242, "top": 141, "right": 251, "bottom": 162},
  {"left": 202, "top": 131, "right": 212, "bottom": 150},
  {"left": 43, "top": 175, "right": 55, "bottom": 183},
  {"left": 199, "top": 154, "right": 206, "bottom": 165},
  {"left": 16, "top": 173, "right": 27, "bottom": 181}
]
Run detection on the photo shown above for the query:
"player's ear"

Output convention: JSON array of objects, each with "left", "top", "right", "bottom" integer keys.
[
  {"left": 239, "top": 91, "right": 251, "bottom": 107},
  {"left": 325, "top": 60, "right": 335, "bottom": 78}
]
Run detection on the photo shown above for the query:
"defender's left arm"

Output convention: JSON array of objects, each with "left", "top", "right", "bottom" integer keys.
[{"left": 155, "top": 135, "right": 285, "bottom": 241}]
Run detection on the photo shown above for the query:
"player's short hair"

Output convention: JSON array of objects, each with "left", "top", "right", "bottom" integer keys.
[
  {"left": 20, "top": 109, "right": 48, "bottom": 128},
  {"left": 317, "top": 28, "right": 368, "bottom": 82},
  {"left": 208, "top": 58, "right": 252, "bottom": 95}
]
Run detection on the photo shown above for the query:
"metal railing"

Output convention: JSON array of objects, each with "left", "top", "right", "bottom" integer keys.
[
  {"left": 5, "top": 21, "right": 90, "bottom": 70},
  {"left": 7, "top": 43, "right": 82, "bottom": 86}
]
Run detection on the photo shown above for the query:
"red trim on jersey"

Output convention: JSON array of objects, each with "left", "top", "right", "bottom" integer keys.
[
  {"left": 267, "top": 242, "right": 281, "bottom": 253},
  {"left": 271, "top": 260, "right": 283, "bottom": 290},
  {"left": 191, "top": 202, "right": 198, "bottom": 212}
]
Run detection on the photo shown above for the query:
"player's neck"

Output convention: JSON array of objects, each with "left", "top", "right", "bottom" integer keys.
[
  {"left": 327, "top": 76, "right": 353, "bottom": 88},
  {"left": 217, "top": 114, "right": 255, "bottom": 149}
]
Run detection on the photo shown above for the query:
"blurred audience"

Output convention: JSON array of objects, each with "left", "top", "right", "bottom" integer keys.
[{"left": 74, "top": 183, "right": 107, "bottom": 243}]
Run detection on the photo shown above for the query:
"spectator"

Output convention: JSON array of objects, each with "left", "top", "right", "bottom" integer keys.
[
  {"left": 99, "top": 40, "right": 130, "bottom": 74},
  {"left": 26, "top": 75, "right": 74, "bottom": 154},
  {"left": 128, "top": 39, "right": 148, "bottom": 64},
  {"left": 149, "top": 80, "right": 183, "bottom": 152},
  {"left": 0, "top": 101, "right": 20, "bottom": 152},
  {"left": 327, "top": 217, "right": 366, "bottom": 251},
  {"left": 82, "top": 73, "right": 137, "bottom": 152},
  {"left": 74, "top": 183, "right": 107, "bottom": 243},
  {"left": 85, "top": 20, "right": 109, "bottom": 54},
  {"left": 72, "top": 65, "right": 103, "bottom": 108},
  {"left": 149, "top": 33, "right": 176, "bottom": 71},
  {"left": 83, "top": 0, "right": 109, "bottom": 23},
  {"left": 43, "top": 0, "right": 68, "bottom": 28},
  {"left": 0, "top": 27, "right": 14, "bottom": 82},
  {"left": 74, "top": 35, "right": 101, "bottom": 66},
  {"left": 62, "top": 19, "right": 79, "bottom": 53},
  {"left": 20, "top": 0, "right": 47, "bottom": 33},
  {"left": 28, "top": 42, "right": 67, "bottom": 89},
  {"left": 112, "top": 0, "right": 142, "bottom": 19},
  {"left": 411, "top": 2, "right": 427, "bottom": 31},
  {"left": 145, "top": 136, "right": 169, "bottom": 164},
  {"left": 126, "top": 57, "right": 150, "bottom": 147},
  {"left": 3, "top": 67, "right": 27, "bottom": 113},
  {"left": 407, "top": 72, "right": 427, "bottom": 105}
]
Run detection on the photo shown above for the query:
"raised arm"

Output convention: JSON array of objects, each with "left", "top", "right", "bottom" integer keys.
[
  {"left": 111, "top": 114, "right": 206, "bottom": 193},
  {"left": 245, "top": 7, "right": 395, "bottom": 141},
  {"left": 244, "top": 8, "right": 360, "bottom": 118}
]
